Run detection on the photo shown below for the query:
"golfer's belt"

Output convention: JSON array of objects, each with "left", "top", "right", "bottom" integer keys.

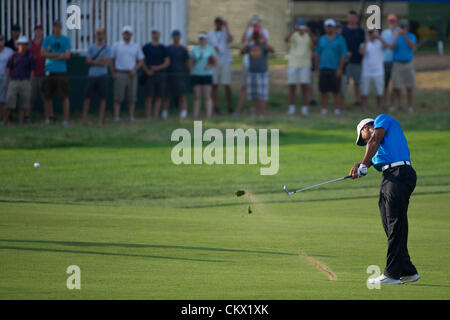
[{"left": 382, "top": 161, "right": 411, "bottom": 172}]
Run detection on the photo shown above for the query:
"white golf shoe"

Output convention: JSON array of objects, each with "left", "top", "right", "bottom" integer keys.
[
  {"left": 400, "top": 273, "right": 420, "bottom": 284},
  {"left": 367, "top": 274, "right": 402, "bottom": 285}
]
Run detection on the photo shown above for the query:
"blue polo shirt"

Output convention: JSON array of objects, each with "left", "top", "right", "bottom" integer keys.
[
  {"left": 371, "top": 114, "right": 410, "bottom": 172},
  {"left": 315, "top": 34, "right": 347, "bottom": 70},
  {"left": 393, "top": 33, "right": 416, "bottom": 62},
  {"left": 42, "top": 34, "right": 71, "bottom": 73}
]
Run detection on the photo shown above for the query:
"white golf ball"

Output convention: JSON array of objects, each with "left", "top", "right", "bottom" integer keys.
[{"left": 34, "top": 162, "right": 40, "bottom": 168}]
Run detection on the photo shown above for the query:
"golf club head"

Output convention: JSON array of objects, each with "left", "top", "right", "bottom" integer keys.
[{"left": 283, "top": 185, "right": 293, "bottom": 195}]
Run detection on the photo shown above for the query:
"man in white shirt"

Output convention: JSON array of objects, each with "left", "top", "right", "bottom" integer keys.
[
  {"left": 0, "top": 34, "right": 14, "bottom": 124},
  {"left": 359, "top": 29, "right": 389, "bottom": 111},
  {"left": 208, "top": 17, "right": 233, "bottom": 114},
  {"left": 110, "top": 26, "right": 144, "bottom": 122}
]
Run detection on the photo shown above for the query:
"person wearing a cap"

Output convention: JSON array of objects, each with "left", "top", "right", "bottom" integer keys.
[
  {"left": 342, "top": 10, "right": 365, "bottom": 109},
  {"left": 315, "top": 18, "right": 347, "bottom": 115},
  {"left": 389, "top": 19, "right": 416, "bottom": 114},
  {"left": 28, "top": 24, "right": 46, "bottom": 123},
  {"left": 41, "top": 20, "right": 71, "bottom": 126},
  {"left": 110, "top": 25, "right": 144, "bottom": 122},
  {"left": 0, "top": 34, "right": 14, "bottom": 123},
  {"left": 285, "top": 17, "right": 315, "bottom": 116},
  {"left": 241, "top": 28, "right": 275, "bottom": 118},
  {"left": 3, "top": 36, "right": 35, "bottom": 125},
  {"left": 350, "top": 113, "right": 420, "bottom": 285},
  {"left": 142, "top": 28, "right": 170, "bottom": 120},
  {"left": 207, "top": 17, "right": 233, "bottom": 115},
  {"left": 81, "top": 28, "right": 111, "bottom": 125},
  {"left": 166, "top": 30, "right": 189, "bottom": 119},
  {"left": 381, "top": 14, "right": 400, "bottom": 110},
  {"left": 189, "top": 32, "right": 217, "bottom": 119},
  {"left": 236, "top": 14, "right": 269, "bottom": 116},
  {"left": 5, "top": 24, "right": 21, "bottom": 52}
]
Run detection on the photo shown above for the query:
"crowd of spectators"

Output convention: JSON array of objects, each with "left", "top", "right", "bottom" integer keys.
[{"left": 0, "top": 12, "right": 418, "bottom": 125}]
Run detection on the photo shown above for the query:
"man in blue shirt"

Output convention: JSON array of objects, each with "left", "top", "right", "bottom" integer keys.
[
  {"left": 142, "top": 28, "right": 170, "bottom": 120},
  {"left": 350, "top": 114, "right": 420, "bottom": 285},
  {"left": 389, "top": 19, "right": 416, "bottom": 113},
  {"left": 40, "top": 20, "right": 71, "bottom": 126},
  {"left": 381, "top": 14, "right": 399, "bottom": 110},
  {"left": 81, "top": 28, "right": 111, "bottom": 125},
  {"left": 315, "top": 19, "right": 347, "bottom": 116}
]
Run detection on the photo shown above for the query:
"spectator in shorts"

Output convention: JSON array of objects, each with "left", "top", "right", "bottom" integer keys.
[
  {"left": 166, "top": 30, "right": 190, "bottom": 119},
  {"left": 285, "top": 18, "right": 315, "bottom": 116},
  {"left": 236, "top": 14, "right": 269, "bottom": 115},
  {"left": 381, "top": 14, "right": 400, "bottom": 110},
  {"left": 3, "top": 36, "right": 35, "bottom": 125},
  {"left": 0, "top": 35, "right": 14, "bottom": 123},
  {"left": 28, "top": 24, "right": 46, "bottom": 123},
  {"left": 189, "top": 32, "right": 217, "bottom": 119},
  {"left": 335, "top": 21, "right": 347, "bottom": 111},
  {"left": 143, "top": 28, "right": 170, "bottom": 119},
  {"left": 6, "top": 24, "right": 21, "bottom": 52},
  {"left": 41, "top": 20, "right": 71, "bottom": 126},
  {"left": 389, "top": 19, "right": 416, "bottom": 114},
  {"left": 342, "top": 10, "right": 365, "bottom": 108},
  {"left": 208, "top": 17, "right": 233, "bottom": 115},
  {"left": 81, "top": 28, "right": 111, "bottom": 124},
  {"left": 110, "top": 26, "right": 144, "bottom": 122},
  {"left": 241, "top": 28, "right": 274, "bottom": 119},
  {"left": 315, "top": 19, "right": 347, "bottom": 115},
  {"left": 359, "top": 29, "right": 389, "bottom": 111}
]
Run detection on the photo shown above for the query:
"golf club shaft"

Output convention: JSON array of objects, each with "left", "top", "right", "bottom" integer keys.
[{"left": 291, "top": 175, "right": 351, "bottom": 194}]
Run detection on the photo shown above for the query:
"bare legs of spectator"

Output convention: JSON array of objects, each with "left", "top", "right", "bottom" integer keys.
[
  {"left": 353, "top": 83, "right": 361, "bottom": 105},
  {"left": 62, "top": 97, "right": 70, "bottom": 124},
  {"left": 252, "top": 99, "right": 266, "bottom": 118},
  {"left": 44, "top": 98, "right": 52, "bottom": 123},
  {"left": 178, "top": 95, "right": 188, "bottom": 119},
  {"left": 113, "top": 101, "right": 121, "bottom": 121},
  {"left": 82, "top": 98, "right": 106, "bottom": 124},
  {"left": 204, "top": 85, "right": 213, "bottom": 119},
  {"left": 320, "top": 93, "right": 340, "bottom": 115},
  {"left": 193, "top": 85, "right": 212, "bottom": 119},
  {"left": 145, "top": 97, "right": 162, "bottom": 119},
  {"left": 3, "top": 107, "right": 25, "bottom": 125},
  {"left": 383, "top": 86, "right": 396, "bottom": 110},
  {"left": 406, "top": 88, "right": 414, "bottom": 113},
  {"left": 236, "top": 85, "right": 247, "bottom": 114},
  {"left": 212, "top": 84, "right": 233, "bottom": 114},
  {"left": 128, "top": 102, "right": 135, "bottom": 120}
]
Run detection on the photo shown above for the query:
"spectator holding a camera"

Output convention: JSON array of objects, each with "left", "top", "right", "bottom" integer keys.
[
  {"left": 285, "top": 18, "right": 315, "bottom": 116},
  {"left": 389, "top": 19, "right": 416, "bottom": 114}
]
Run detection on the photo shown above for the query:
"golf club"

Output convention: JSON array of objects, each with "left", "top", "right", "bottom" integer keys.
[{"left": 283, "top": 175, "right": 352, "bottom": 195}]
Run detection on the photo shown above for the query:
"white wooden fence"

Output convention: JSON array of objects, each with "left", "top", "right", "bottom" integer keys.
[{"left": 0, "top": 0, "right": 188, "bottom": 54}]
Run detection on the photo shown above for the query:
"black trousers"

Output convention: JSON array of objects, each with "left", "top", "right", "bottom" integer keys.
[{"left": 379, "top": 165, "right": 418, "bottom": 279}]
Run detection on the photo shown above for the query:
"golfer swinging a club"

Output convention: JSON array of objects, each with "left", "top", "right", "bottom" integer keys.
[{"left": 350, "top": 114, "right": 420, "bottom": 285}]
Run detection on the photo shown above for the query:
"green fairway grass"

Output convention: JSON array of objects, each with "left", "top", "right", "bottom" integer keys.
[{"left": 1, "top": 111, "right": 449, "bottom": 299}]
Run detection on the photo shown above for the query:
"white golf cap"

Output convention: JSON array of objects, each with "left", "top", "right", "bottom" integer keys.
[
  {"left": 324, "top": 19, "right": 336, "bottom": 27},
  {"left": 356, "top": 118, "right": 375, "bottom": 146},
  {"left": 122, "top": 25, "right": 133, "bottom": 34},
  {"left": 17, "top": 36, "right": 29, "bottom": 44},
  {"left": 197, "top": 32, "right": 207, "bottom": 39}
]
